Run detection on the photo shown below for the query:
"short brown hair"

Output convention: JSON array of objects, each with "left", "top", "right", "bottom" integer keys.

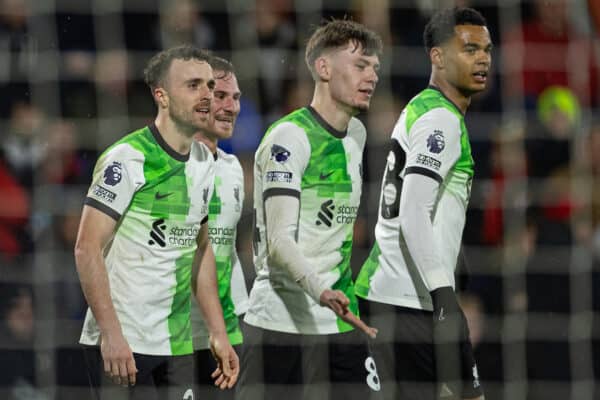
[
  {"left": 305, "top": 19, "right": 383, "bottom": 79},
  {"left": 143, "top": 45, "right": 213, "bottom": 89}
]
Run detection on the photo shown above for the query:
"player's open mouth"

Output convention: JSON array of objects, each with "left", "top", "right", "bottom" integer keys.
[
  {"left": 359, "top": 88, "right": 373, "bottom": 97},
  {"left": 195, "top": 106, "right": 210, "bottom": 115},
  {"left": 473, "top": 71, "right": 487, "bottom": 83}
]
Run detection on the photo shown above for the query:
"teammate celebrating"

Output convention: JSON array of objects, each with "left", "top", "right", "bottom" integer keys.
[
  {"left": 237, "top": 19, "right": 383, "bottom": 400},
  {"left": 191, "top": 56, "right": 249, "bottom": 399},
  {"left": 75, "top": 45, "right": 238, "bottom": 400},
  {"left": 356, "top": 7, "right": 491, "bottom": 400}
]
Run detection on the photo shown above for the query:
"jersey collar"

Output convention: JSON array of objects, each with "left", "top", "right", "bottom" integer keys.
[
  {"left": 306, "top": 106, "right": 347, "bottom": 139},
  {"left": 427, "top": 85, "right": 465, "bottom": 117},
  {"left": 149, "top": 124, "right": 190, "bottom": 162}
]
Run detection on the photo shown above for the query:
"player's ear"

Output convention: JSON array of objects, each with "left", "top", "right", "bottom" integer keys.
[
  {"left": 430, "top": 47, "right": 444, "bottom": 69},
  {"left": 315, "top": 56, "right": 330, "bottom": 82},
  {"left": 154, "top": 87, "right": 169, "bottom": 109}
]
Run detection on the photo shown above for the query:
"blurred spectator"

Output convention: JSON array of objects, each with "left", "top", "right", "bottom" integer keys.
[
  {"left": 232, "top": 0, "right": 297, "bottom": 122},
  {"left": 525, "top": 169, "right": 576, "bottom": 399},
  {"left": 36, "top": 188, "right": 86, "bottom": 323},
  {"left": 158, "top": 0, "right": 216, "bottom": 49},
  {"left": 0, "top": 284, "right": 33, "bottom": 347},
  {"left": 0, "top": 150, "right": 30, "bottom": 261},
  {"left": 0, "top": 284, "right": 45, "bottom": 400},
  {"left": 525, "top": 86, "right": 580, "bottom": 180},
  {"left": 94, "top": 50, "right": 130, "bottom": 114},
  {"left": 0, "top": 0, "right": 36, "bottom": 117},
  {"left": 2, "top": 101, "right": 45, "bottom": 188},
  {"left": 503, "top": 0, "right": 598, "bottom": 108},
  {"left": 481, "top": 122, "right": 528, "bottom": 245},
  {"left": 36, "top": 120, "right": 93, "bottom": 186},
  {"left": 35, "top": 189, "right": 89, "bottom": 399}
]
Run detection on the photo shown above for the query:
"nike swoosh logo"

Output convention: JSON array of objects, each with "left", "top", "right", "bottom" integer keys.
[
  {"left": 319, "top": 171, "right": 334, "bottom": 180},
  {"left": 155, "top": 192, "right": 173, "bottom": 200}
]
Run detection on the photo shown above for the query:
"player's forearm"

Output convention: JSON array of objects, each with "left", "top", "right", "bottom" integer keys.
[
  {"left": 399, "top": 174, "right": 452, "bottom": 291},
  {"left": 195, "top": 240, "right": 228, "bottom": 336},
  {"left": 74, "top": 243, "right": 122, "bottom": 336},
  {"left": 265, "top": 195, "right": 328, "bottom": 303}
]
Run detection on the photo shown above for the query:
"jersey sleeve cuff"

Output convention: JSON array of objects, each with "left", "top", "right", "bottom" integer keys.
[{"left": 84, "top": 197, "right": 121, "bottom": 221}]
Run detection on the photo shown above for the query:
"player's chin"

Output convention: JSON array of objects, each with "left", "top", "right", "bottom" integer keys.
[
  {"left": 191, "top": 119, "right": 210, "bottom": 132},
  {"left": 213, "top": 128, "right": 233, "bottom": 140},
  {"left": 469, "top": 81, "right": 488, "bottom": 93},
  {"left": 354, "top": 101, "right": 371, "bottom": 113},
  {"left": 215, "top": 121, "right": 235, "bottom": 137},
  {"left": 462, "top": 84, "right": 487, "bottom": 97}
]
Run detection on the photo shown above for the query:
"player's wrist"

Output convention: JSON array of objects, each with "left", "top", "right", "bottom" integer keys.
[
  {"left": 430, "top": 286, "right": 459, "bottom": 314},
  {"left": 298, "top": 272, "right": 329, "bottom": 304}
]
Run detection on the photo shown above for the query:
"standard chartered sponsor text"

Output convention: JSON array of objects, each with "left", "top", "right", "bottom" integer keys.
[
  {"left": 168, "top": 226, "right": 200, "bottom": 247},
  {"left": 208, "top": 226, "right": 235, "bottom": 245},
  {"left": 336, "top": 205, "right": 358, "bottom": 224}
]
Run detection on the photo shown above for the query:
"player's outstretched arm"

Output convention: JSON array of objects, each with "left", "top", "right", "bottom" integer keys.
[
  {"left": 74, "top": 205, "right": 138, "bottom": 386},
  {"left": 265, "top": 194, "right": 377, "bottom": 338},
  {"left": 193, "top": 223, "right": 239, "bottom": 389}
]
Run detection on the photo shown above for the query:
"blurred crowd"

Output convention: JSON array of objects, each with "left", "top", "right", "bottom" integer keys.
[{"left": 0, "top": 0, "right": 598, "bottom": 399}]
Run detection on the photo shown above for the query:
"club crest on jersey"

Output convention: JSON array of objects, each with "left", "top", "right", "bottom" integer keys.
[
  {"left": 103, "top": 161, "right": 122, "bottom": 186},
  {"left": 427, "top": 130, "right": 445, "bottom": 154},
  {"left": 270, "top": 144, "right": 291, "bottom": 163}
]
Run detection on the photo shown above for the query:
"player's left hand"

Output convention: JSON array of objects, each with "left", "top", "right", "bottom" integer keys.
[
  {"left": 209, "top": 333, "right": 240, "bottom": 389},
  {"left": 320, "top": 289, "right": 378, "bottom": 339}
]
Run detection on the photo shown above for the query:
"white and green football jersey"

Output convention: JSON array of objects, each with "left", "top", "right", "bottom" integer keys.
[
  {"left": 356, "top": 87, "right": 474, "bottom": 311},
  {"left": 245, "top": 106, "right": 365, "bottom": 335},
  {"left": 79, "top": 125, "right": 215, "bottom": 356},
  {"left": 191, "top": 148, "right": 248, "bottom": 350}
]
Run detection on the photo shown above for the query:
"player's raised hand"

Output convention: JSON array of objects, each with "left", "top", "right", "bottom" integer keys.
[
  {"left": 320, "top": 289, "right": 378, "bottom": 339},
  {"left": 209, "top": 333, "right": 240, "bottom": 389},
  {"left": 100, "top": 331, "right": 138, "bottom": 386}
]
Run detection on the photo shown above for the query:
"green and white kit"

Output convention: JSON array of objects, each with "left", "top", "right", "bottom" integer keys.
[
  {"left": 191, "top": 148, "right": 248, "bottom": 350},
  {"left": 79, "top": 125, "right": 215, "bottom": 356},
  {"left": 245, "top": 106, "right": 366, "bottom": 334},
  {"left": 356, "top": 87, "right": 474, "bottom": 311}
]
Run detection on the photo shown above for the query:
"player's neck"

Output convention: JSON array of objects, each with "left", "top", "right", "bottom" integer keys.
[
  {"left": 310, "top": 89, "right": 353, "bottom": 132},
  {"left": 154, "top": 115, "right": 194, "bottom": 156},
  {"left": 428, "top": 77, "right": 471, "bottom": 114}
]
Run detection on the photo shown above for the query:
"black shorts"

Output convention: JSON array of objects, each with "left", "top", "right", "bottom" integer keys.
[
  {"left": 359, "top": 300, "right": 483, "bottom": 400},
  {"left": 83, "top": 345, "right": 194, "bottom": 400},
  {"left": 194, "top": 345, "right": 242, "bottom": 400},
  {"left": 236, "top": 322, "right": 382, "bottom": 400}
]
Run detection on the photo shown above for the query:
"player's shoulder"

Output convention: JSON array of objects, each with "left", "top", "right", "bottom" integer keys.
[
  {"left": 346, "top": 117, "right": 367, "bottom": 149},
  {"left": 216, "top": 148, "right": 243, "bottom": 171},
  {"left": 100, "top": 127, "right": 149, "bottom": 163},
  {"left": 409, "top": 88, "right": 462, "bottom": 119},
  {"left": 260, "top": 118, "right": 310, "bottom": 152}
]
